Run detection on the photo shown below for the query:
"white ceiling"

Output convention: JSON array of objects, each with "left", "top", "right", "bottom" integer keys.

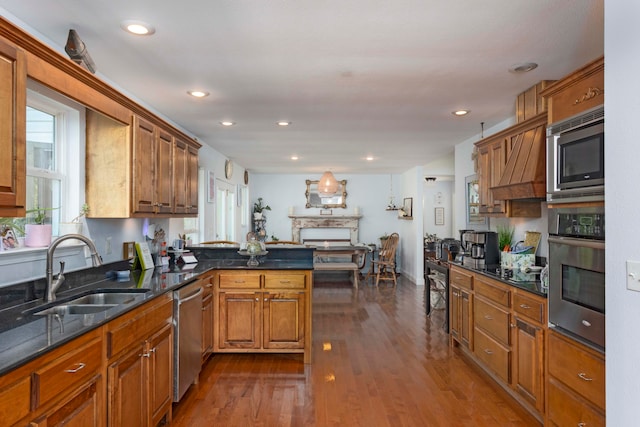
[{"left": 0, "top": 0, "right": 603, "bottom": 175}]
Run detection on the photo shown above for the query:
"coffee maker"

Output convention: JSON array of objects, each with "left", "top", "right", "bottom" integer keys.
[{"left": 461, "top": 231, "right": 499, "bottom": 270}]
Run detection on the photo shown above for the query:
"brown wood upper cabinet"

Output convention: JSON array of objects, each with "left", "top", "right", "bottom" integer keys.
[
  {"left": 0, "top": 35, "right": 26, "bottom": 217},
  {"left": 86, "top": 111, "right": 199, "bottom": 218},
  {"left": 475, "top": 113, "right": 546, "bottom": 218}
]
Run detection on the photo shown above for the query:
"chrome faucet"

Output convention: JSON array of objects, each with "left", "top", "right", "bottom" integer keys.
[{"left": 45, "top": 234, "right": 103, "bottom": 302}]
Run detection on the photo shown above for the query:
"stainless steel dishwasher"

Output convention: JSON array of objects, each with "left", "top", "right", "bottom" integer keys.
[{"left": 173, "top": 279, "right": 203, "bottom": 402}]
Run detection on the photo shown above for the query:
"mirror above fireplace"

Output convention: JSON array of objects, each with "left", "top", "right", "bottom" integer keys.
[{"left": 305, "top": 179, "right": 347, "bottom": 208}]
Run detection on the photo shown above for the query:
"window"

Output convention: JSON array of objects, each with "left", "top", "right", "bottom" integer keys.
[{"left": 26, "top": 82, "right": 83, "bottom": 236}]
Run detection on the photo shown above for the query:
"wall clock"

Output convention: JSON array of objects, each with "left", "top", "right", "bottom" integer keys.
[
  {"left": 244, "top": 170, "right": 249, "bottom": 184},
  {"left": 225, "top": 159, "right": 233, "bottom": 179}
]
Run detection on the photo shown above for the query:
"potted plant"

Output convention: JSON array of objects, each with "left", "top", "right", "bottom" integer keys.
[
  {"left": 253, "top": 197, "right": 271, "bottom": 220},
  {"left": 496, "top": 224, "right": 515, "bottom": 252},
  {"left": 24, "top": 206, "right": 57, "bottom": 248}
]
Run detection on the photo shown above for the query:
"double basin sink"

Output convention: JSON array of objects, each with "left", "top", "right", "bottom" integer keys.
[{"left": 26, "top": 289, "right": 148, "bottom": 317}]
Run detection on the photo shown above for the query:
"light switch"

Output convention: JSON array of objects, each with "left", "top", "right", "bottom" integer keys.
[{"left": 626, "top": 260, "right": 640, "bottom": 292}]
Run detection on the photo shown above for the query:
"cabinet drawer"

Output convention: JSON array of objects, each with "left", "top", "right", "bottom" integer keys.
[
  {"left": 449, "top": 267, "right": 473, "bottom": 290},
  {"left": 548, "top": 331, "right": 605, "bottom": 409},
  {"left": 474, "top": 327, "right": 511, "bottom": 383},
  {"left": 513, "top": 292, "right": 545, "bottom": 324},
  {"left": 33, "top": 336, "right": 102, "bottom": 410},
  {"left": 0, "top": 375, "right": 30, "bottom": 426},
  {"left": 264, "top": 272, "right": 307, "bottom": 289},
  {"left": 219, "top": 272, "right": 262, "bottom": 289},
  {"left": 475, "top": 276, "right": 510, "bottom": 307},
  {"left": 107, "top": 294, "right": 173, "bottom": 359},
  {"left": 474, "top": 298, "right": 510, "bottom": 345},
  {"left": 547, "top": 377, "right": 605, "bottom": 427}
]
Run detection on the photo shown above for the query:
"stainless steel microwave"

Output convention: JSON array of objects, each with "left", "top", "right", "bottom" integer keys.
[{"left": 547, "top": 105, "right": 604, "bottom": 203}]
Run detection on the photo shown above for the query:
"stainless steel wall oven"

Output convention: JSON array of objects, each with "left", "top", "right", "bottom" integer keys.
[{"left": 548, "top": 206, "right": 605, "bottom": 349}]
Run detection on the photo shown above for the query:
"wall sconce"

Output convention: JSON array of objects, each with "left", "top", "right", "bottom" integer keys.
[{"left": 318, "top": 171, "right": 339, "bottom": 196}]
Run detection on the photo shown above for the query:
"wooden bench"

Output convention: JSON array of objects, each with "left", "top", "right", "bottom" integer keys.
[{"left": 313, "top": 261, "right": 359, "bottom": 288}]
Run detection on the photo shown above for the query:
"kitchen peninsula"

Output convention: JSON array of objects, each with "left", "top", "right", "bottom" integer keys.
[{"left": 0, "top": 246, "right": 313, "bottom": 426}]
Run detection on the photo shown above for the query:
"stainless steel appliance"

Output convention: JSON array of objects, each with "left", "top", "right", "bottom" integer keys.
[
  {"left": 436, "top": 238, "right": 460, "bottom": 261},
  {"left": 462, "top": 231, "right": 499, "bottom": 270},
  {"left": 547, "top": 104, "right": 604, "bottom": 204},
  {"left": 173, "top": 279, "right": 204, "bottom": 402},
  {"left": 548, "top": 206, "right": 605, "bottom": 349}
]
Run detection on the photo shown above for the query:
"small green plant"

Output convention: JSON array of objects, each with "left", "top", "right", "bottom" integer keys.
[
  {"left": 253, "top": 198, "right": 271, "bottom": 214},
  {"left": 28, "top": 206, "right": 58, "bottom": 225},
  {"left": 497, "top": 224, "right": 515, "bottom": 251},
  {"left": 70, "top": 203, "right": 90, "bottom": 223},
  {"left": 270, "top": 235, "right": 279, "bottom": 242}
]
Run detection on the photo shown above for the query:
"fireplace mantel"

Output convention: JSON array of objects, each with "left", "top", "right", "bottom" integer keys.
[{"left": 289, "top": 215, "right": 362, "bottom": 244}]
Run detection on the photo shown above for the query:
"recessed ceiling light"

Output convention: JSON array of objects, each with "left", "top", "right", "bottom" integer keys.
[
  {"left": 121, "top": 20, "right": 156, "bottom": 35},
  {"left": 291, "top": 155, "right": 299, "bottom": 160},
  {"left": 366, "top": 156, "right": 374, "bottom": 161},
  {"left": 277, "top": 121, "right": 291, "bottom": 126},
  {"left": 187, "top": 90, "right": 209, "bottom": 98},
  {"left": 452, "top": 110, "right": 470, "bottom": 116},
  {"left": 220, "top": 121, "right": 235, "bottom": 126},
  {"left": 509, "top": 62, "right": 538, "bottom": 73}
]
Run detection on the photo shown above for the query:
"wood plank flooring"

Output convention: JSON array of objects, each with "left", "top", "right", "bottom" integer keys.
[{"left": 171, "top": 275, "right": 539, "bottom": 426}]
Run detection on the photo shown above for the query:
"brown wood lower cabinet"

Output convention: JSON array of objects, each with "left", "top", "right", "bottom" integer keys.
[
  {"left": 213, "top": 270, "right": 312, "bottom": 363},
  {"left": 106, "top": 293, "right": 174, "bottom": 427},
  {"left": 450, "top": 265, "right": 548, "bottom": 422},
  {"left": 546, "top": 329, "right": 605, "bottom": 426},
  {"left": 0, "top": 328, "right": 104, "bottom": 427}
]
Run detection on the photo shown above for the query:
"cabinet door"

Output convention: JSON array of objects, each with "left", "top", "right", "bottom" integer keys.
[
  {"left": 0, "top": 36, "right": 26, "bottom": 217},
  {"left": 147, "top": 324, "right": 173, "bottom": 427},
  {"left": 30, "top": 379, "right": 102, "bottom": 427},
  {"left": 0, "top": 374, "right": 30, "bottom": 426},
  {"left": 108, "top": 346, "right": 146, "bottom": 427},
  {"left": 186, "top": 144, "right": 199, "bottom": 215},
  {"left": 202, "top": 291, "right": 214, "bottom": 360},
  {"left": 218, "top": 291, "right": 261, "bottom": 349},
  {"left": 512, "top": 318, "right": 544, "bottom": 413},
  {"left": 173, "top": 138, "right": 188, "bottom": 214},
  {"left": 461, "top": 289, "right": 473, "bottom": 350},
  {"left": 449, "top": 285, "right": 461, "bottom": 344},
  {"left": 263, "top": 291, "right": 305, "bottom": 350},
  {"left": 132, "top": 116, "right": 156, "bottom": 214},
  {"left": 155, "top": 129, "right": 174, "bottom": 214}
]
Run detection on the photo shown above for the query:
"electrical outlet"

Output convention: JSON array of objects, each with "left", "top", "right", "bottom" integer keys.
[
  {"left": 106, "top": 237, "right": 112, "bottom": 255},
  {"left": 626, "top": 260, "right": 640, "bottom": 292}
]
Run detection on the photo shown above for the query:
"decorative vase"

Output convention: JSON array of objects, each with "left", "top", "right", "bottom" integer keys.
[
  {"left": 24, "top": 224, "right": 52, "bottom": 247},
  {"left": 58, "top": 222, "right": 83, "bottom": 246},
  {"left": 254, "top": 212, "right": 263, "bottom": 220}
]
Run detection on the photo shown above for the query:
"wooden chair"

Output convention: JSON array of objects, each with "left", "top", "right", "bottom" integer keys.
[{"left": 372, "top": 233, "right": 399, "bottom": 286}]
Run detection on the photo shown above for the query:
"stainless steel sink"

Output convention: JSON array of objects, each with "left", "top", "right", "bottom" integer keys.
[
  {"left": 30, "top": 290, "right": 147, "bottom": 316},
  {"left": 35, "top": 304, "right": 118, "bottom": 316},
  {"left": 65, "top": 292, "right": 143, "bottom": 306}
]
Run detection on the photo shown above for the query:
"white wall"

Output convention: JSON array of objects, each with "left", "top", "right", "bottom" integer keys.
[
  {"left": 605, "top": 1, "right": 640, "bottom": 423},
  {"left": 423, "top": 179, "right": 455, "bottom": 239}
]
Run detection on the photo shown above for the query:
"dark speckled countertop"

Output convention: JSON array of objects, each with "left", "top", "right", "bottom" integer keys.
[
  {"left": 0, "top": 246, "right": 314, "bottom": 375},
  {"left": 449, "top": 261, "right": 547, "bottom": 297}
]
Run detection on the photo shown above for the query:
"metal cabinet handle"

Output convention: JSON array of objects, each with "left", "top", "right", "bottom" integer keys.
[
  {"left": 578, "top": 372, "right": 593, "bottom": 381},
  {"left": 255, "top": 297, "right": 259, "bottom": 301},
  {"left": 578, "top": 423, "right": 587, "bottom": 427},
  {"left": 280, "top": 280, "right": 291, "bottom": 284},
  {"left": 519, "top": 304, "right": 531, "bottom": 309},
  {"left": 484, "top": 315, "right": 493, "bottom": 320},
  {"left": 64, "top": 362, "right": 86, "bottom": 373},
  {"left": 264, "top": 298, "right": 268, "bottom": 302},
  {"left": 484, "top": 349, "right": 493, "bottom": 355}
]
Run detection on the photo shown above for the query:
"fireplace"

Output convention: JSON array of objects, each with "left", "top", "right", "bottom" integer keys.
[{"left": 289, "top": 215, "right": 362, "bottom": 244}]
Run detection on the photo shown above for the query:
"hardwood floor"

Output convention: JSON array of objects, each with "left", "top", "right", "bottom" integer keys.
[{"left": 171, "top": 275, "right": 539, "bottom": 426}]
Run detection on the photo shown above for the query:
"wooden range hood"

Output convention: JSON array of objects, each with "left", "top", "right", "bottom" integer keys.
[{"left": 491, "top": 112, "right": 547, "bottom": 201}]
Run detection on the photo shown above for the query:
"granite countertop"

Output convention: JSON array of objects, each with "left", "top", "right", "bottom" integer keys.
[
  {"left": 0, "top": 250, "right": 314, "bottom": 375},
  {"left": 449, "top": 261, "right": 547, "bottom": 297}
]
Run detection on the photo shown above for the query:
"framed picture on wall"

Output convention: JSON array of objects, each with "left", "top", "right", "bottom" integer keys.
[
  {"left": 207, "top": 171, "right": 215, "bottom": 203},
  {"left": 435, "top": 207, "right": 445, "bottom": 225}
]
